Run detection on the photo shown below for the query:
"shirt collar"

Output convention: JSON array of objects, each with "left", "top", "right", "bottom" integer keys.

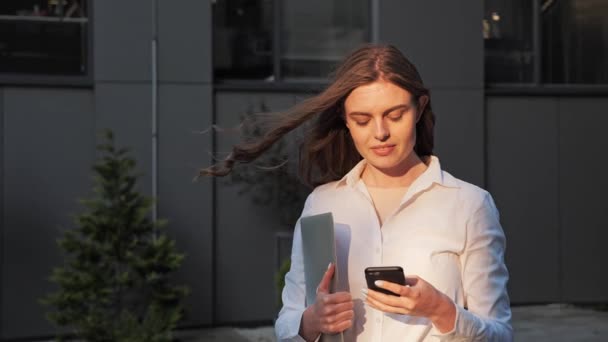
[{"left": 334, "top": 155, "right": 459, "bottom": 190}]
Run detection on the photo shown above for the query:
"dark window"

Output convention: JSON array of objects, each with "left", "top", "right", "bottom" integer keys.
[
  {"left": 280, "top": 0, "right": 369, "bottom": 80},
  {"left": 541, "top": 0, "right": 608, "bottom": 84},
  {"left": 212, "top": 0, "right": 369, "bottom": 82},
  {"left": 484, "top": 0, "right": 534, "bottom": 83},
  {"left": 485, "top": 0, "right": 608, "bottom": 85},
  {"left": 213, "top": 0, "right": 273, "bottom": 80},
  {"left": 0, "top": 0, "right": 89, "bottom": 76}
]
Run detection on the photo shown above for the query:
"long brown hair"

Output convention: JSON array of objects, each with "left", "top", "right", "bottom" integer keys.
[{"left": 200, "top": 44, "right": 435, "bottom": 187}]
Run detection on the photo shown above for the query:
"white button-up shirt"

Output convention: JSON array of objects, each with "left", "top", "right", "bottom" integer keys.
[{"left": 275, "top": 156, "right": 512, "bottom": 341}]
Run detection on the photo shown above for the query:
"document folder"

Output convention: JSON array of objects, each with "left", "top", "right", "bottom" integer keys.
[{"left": 300, "top": 212, "right": 344, "bottom": 342}]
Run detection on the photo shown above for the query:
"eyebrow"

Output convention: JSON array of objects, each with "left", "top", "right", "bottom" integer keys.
[{"left": 346, "top": 104, "right": 411, "bottom": 117}]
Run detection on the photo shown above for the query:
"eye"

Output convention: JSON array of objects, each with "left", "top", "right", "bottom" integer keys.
[
  {"left": 387, "top": 110, "right": 404, "bottom": 121},
  {"left": 355, "top": 121, "right": 370, "bottom": 126}
]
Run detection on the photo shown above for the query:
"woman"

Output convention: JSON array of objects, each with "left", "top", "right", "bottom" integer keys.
[{"left": 202, "top": 44, "right": 512, "bottom": 341}]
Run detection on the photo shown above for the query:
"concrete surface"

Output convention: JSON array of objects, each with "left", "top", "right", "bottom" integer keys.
[{"left": 185, "top": 304, "right": 608, "bottom": 341}]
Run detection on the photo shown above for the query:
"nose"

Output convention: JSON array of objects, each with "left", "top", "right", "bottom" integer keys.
[{"left": 374, "top": 119, "right": 390, "bottom": 141}]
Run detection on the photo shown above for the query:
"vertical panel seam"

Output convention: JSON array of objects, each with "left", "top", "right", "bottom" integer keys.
[
  {"left": 211, "top": 88, "right": 217, "bottom": 326},
  {"left": 370, "top": 0, "right": 379, "bottom": 42},
  {"left": 151, "top": 0, "right": 159, "bottom": 225},
  {"left": 482, "top": 94, "right": 488, "bottom": 190},
  {"left": 532, "top": 0, "right": 541, "bottom": 85},
  {"left": 207, "top": 0, "right": 217, "bottom": 327},
  {"left": 272, "top": 0, "right": 282, "bottom": 81},
  {"left": 555, "top": 96, "right": 562, "bottom": 302},
  {"left": 0, "top": 87, "right": 4, "bottom": 337}
]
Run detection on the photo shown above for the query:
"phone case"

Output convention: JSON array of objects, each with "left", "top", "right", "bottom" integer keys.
[{"left": 365, "top": 266, "right": 406, "bottom": 296}]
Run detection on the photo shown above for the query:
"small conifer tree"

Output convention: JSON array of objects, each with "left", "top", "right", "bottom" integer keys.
[{"left": 42, "top": 130, "right": 189, "bottom": 341}]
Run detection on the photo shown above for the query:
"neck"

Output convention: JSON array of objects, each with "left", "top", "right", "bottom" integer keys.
[{"left": 362, "top": 154, "right": 428, "bottom": 188}]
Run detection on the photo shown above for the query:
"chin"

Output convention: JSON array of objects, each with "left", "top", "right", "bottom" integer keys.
[{"left": 367, "top": 158, "right": 403, "bottom": 171}]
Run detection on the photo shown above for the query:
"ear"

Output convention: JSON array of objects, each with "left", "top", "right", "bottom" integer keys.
[{"left": 416, "top": 95, "right": 429, "bottom": 123}]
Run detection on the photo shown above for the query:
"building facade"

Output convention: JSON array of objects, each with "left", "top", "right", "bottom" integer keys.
[{"left": 0, "top": 0, "right": 607, "bottom": 339}]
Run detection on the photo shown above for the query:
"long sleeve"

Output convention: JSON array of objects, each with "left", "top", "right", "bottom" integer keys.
[
  {"left": 275, "top": 192, "right": 316, "bottom": 342},
  {"left": 433, "top": 193, "right": 513, "bottom": 341}
]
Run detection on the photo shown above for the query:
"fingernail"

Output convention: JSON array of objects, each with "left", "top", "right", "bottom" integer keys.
[
  {"left": 327, "top": 262, "right": 332, "bottom": 270},
  {"left": 374, "top": 280, "right": 383, "bottom": 287},
  {"left": 361, "top": 288, "right": 368, "bottom": 295}
]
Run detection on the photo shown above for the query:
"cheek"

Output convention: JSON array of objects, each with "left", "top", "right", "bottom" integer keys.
[
  {"left": 348, "top": 129, "right": 371, "bottom": 156},
  {"left": 394, "top": 121, "right": 417, "bottom": 145},
  {"left": 347, "top": 126, "right": 369, "bottom": 146}
]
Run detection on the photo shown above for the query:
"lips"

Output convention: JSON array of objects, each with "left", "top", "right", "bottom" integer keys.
[{"left": 371, "top": 145, "right": 395, "bottom": 156}]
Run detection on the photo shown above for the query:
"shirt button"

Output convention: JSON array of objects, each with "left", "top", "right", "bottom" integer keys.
[{"left": 375, "top": 248, "right": 380, "bottom": 254}]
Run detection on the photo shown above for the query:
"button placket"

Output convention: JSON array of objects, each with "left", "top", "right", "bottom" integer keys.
[{"left": 375, "top": 312, "right": 383, "bottom": 341}]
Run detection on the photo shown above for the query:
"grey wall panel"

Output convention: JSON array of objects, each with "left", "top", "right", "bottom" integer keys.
[
  {"left": 215, "top": 92, "right": 296, "bottom": 323},
  {"left": 559, "top": 98, "right": 608, "bottom": 302},
  {"left": 2, "top": 88, "right": 94, "bottom": 339},
  {"left": 157, "top": 84, "right": 213, "bottom": 325},
  {"left": 158, "top": 0, "right": 212, "bottom": 83},
  {"left": 0, "top": 87, "right": 3, "bottom": 336},
  {"left": 486, "top": 97, "right": 560, "bottom": 303},
  {"left": 95, "top": 84, "right": 153, "bottom": 197},
  {"left": 94, "top": 0, "right": 153, "bottom": 82},
  {"left": 431, "top": 89, "right": 484, "bottom": 187},
  {"left": 378, "top": 1, "right": 483, "bottom": 88}
]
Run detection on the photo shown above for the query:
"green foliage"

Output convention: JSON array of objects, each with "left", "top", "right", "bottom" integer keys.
[{"left": 42, "top": 130, "right": 189, "bottom": 342}]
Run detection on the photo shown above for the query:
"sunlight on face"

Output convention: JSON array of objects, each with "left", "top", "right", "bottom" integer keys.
[{"left": 344, "top": 80, "right": 419, "bottom": 175}]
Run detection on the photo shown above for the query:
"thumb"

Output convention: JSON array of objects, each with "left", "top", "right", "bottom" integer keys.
[
  {"left": 316, "top": 262, "right": 335, "bottom": 294},
  {"left": 405, "top": 275, "right": 419, "bottom": 287}
]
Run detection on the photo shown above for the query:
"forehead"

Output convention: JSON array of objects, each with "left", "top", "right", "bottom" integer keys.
[{"left": 345, "top": 80, "right": 413, "bottom": 110}]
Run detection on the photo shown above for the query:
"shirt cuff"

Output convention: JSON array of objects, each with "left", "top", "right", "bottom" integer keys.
[
  {"left": 430, "top": 300, "right": 459, "bottom": 340},
  {"left": 275, "top": 308, "right": 322, "bottom": 342},
  {"left": 276, "top": 308, "right": 307, "bottom": 342}
]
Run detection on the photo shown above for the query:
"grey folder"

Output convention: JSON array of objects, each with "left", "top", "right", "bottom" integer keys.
[{"left": 300, "top": 212, "right": 344, "bottom": 342}]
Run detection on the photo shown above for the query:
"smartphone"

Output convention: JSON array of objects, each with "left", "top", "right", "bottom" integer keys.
[{"left": 364, "top": 266, "right": 406, "bottom": 296}]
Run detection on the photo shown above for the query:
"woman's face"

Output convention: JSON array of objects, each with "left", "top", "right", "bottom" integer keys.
[{"left": 344, "top": 80, "right": 420, "bottom": 175}]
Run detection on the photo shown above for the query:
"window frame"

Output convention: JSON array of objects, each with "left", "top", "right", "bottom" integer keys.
[
  {"left": 0, "top": 0, "right": 94, "bottom": 87},
  {"left": 213, "top": 0, "right": 374, "bottom": 89},
  {"left": 486, "top": 0, "right": 608, "bottom": 95}
]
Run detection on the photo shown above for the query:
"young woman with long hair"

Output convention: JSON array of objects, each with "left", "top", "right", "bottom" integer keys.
[{"left": 202, "top": 44, "right": 512, "bottom": 342}]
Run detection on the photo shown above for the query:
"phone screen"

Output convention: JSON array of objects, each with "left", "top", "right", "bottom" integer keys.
[{"left": 364, "top": 266, "right": 406, "bottom": 296}]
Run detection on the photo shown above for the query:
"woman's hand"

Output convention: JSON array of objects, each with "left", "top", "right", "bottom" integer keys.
[
  {"left": 299, "top": 263, "right": 354, "bottom": 341},
  {"left": 362, "top": 275, "right": 456, "bottom": 333}
]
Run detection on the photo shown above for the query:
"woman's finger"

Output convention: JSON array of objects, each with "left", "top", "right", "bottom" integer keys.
[
  {"left": 404, "top": 275, "right": 420, "bottom": 287},
  {"left": 365, "top": 287, "right": 407, "bottom": 308},
  {"left": 373, "top": 280, "right": 412, "bottom": 297},
  {"left": 364, "top": 288, "right": 416, "bottom": 311},
  {"left": 365, "top": 294, "right": 407, "bottom": 315},
  {"left": 316, "top": 263, "right": 335, "bottom": 294},
  {"left": 324, "top": 317, "right": 353, "bottom": 333},
  {"left": 320, "top": 300, "right": 354, "bottom": 316},
  {"left": 323, "top": 291, "right": 353, "bottom": 304},
  {"left": 321, "top": 308, "right": 354, "bottom": 325}
]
